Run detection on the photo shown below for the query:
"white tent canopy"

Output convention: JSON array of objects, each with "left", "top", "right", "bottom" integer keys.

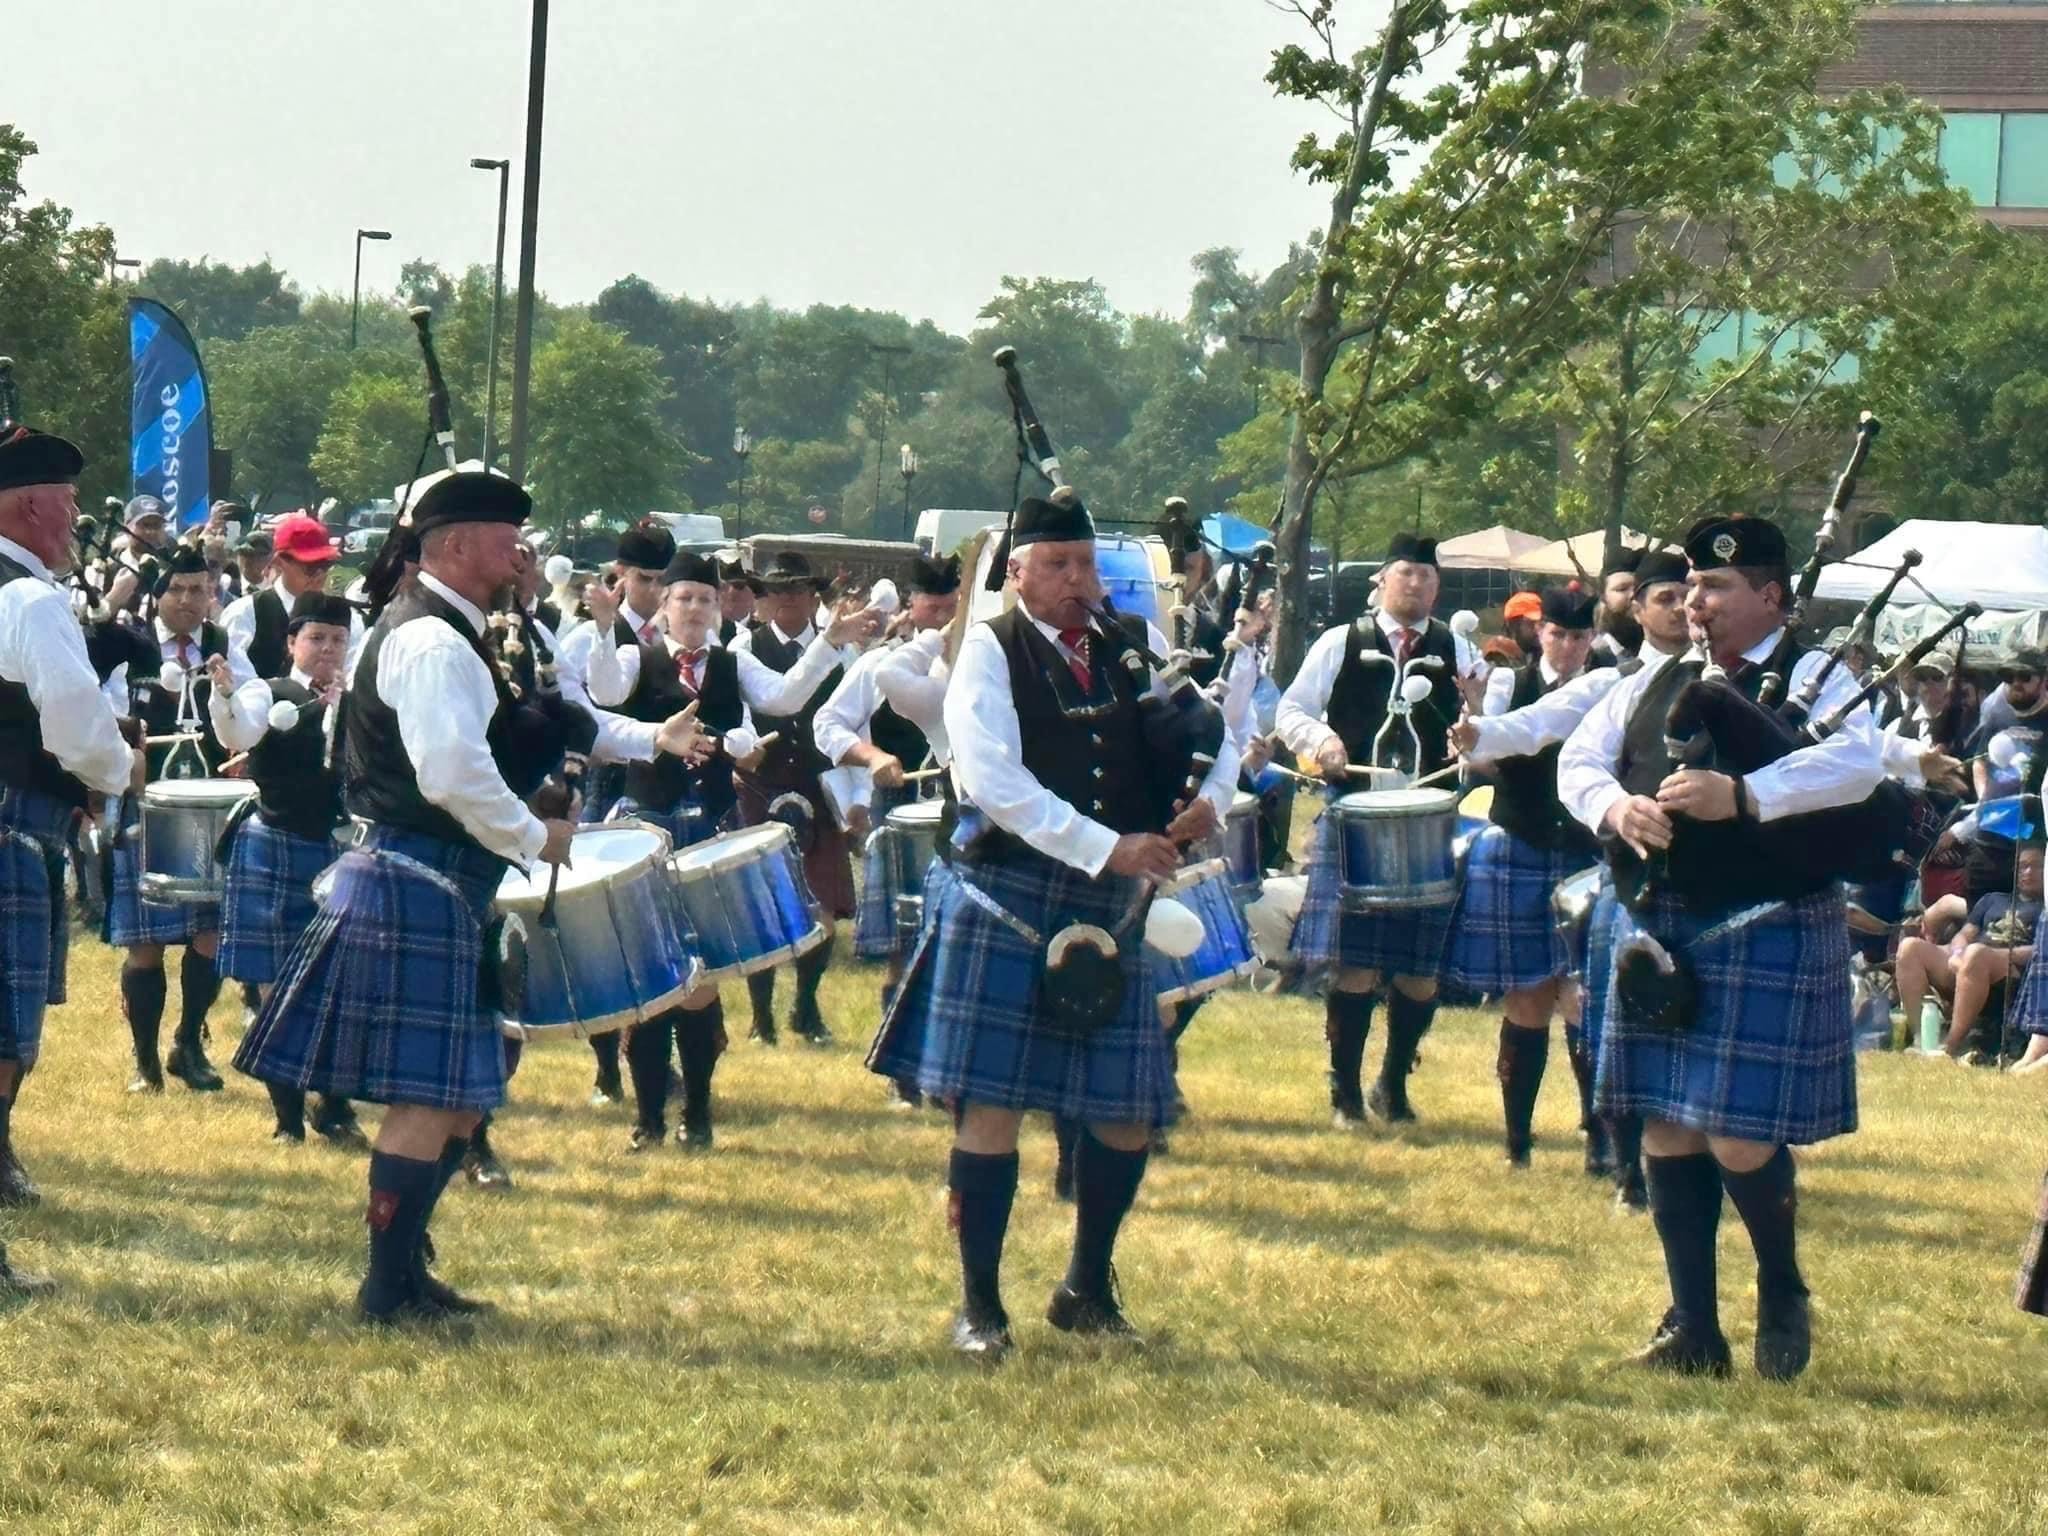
[
  {"left": 1508, "top": 526, "right": 1656, "bottom": 577},
  {"left": 1436, "top": 524, "right": 1546, "bottom": 569},
  {"left": 1815, "top": 519, "right": 2048, "bottom": 614},
  {"left": 392, "top": 458, "right": 498, "bottom": 513}
]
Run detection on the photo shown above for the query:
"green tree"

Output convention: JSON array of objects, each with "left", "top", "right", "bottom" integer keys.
[
  {"left": 524, "top": 316, "right": 694, "bottom": 529},
  {"left": 139, "top": 257, "right": 301, "bottom": 343},
  {"left": 310, "top": 372, "right": 425, "bottom": 507},
  {"left": 208, "top": 324, "right": 353, "bottom": 510}
]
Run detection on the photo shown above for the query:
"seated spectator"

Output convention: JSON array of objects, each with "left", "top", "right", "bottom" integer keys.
[{"left": 1896, "top": 844, "right": 2042, "bottom": 1060}]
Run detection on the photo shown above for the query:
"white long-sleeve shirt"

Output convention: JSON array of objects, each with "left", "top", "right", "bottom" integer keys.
[
  {"left": 376, "top": 573, "right": 547, "bottom": 868},
  {"left": 0, "top": 534, "right": 138, "bottom": 797},
  {"left": 583, "top": 616, "right": 854, "bottom": 724},
  {"left": 1275, "top": 611, "right": 1486, "bottom": 758},
  {"left": 1464, "top": 658, "right": 1641, "bottom": 765},
  {"left": 207, "top": 667, "right": 330, "bottom": 753},
  {"left": 874, "top": 627, "right": 952, "bottom": 766},
  {"left": 814, "top": 639, "right": 945, "bottom": 768},
  {"left": 945, "top": 609, "right": 1240, "bottom": 879},
  {"left": 221, "top": 578, "right": 365, "bottom": 686},
  {"left": 1555, "top": 629, "right": 1883, "bottom": 838}
]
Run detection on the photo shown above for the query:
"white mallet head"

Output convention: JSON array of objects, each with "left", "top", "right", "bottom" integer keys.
[
  {"left": 267, "top": 700, "right": 302, "bottom": 733},
  {"left": 543, "top": 554, "right": 574, "bottom": 587},
  {"left": 1450, "top": 609, "right": 1481, "bottom": 638},
  {"left": 1143, "top": 897, "right": 1206, "bottom": 960},
  {"left": 1401, "top": 674, "right": 1434, "bottom": 706},
  {"left": 1989, "top": 732, "right": 2020, "bottom": 771},
  {"left": 155, "top": 660, "right": 187, "bottom": 694},
  {"left": 868, "top": 578, "right": 901, "bottom": 615}
]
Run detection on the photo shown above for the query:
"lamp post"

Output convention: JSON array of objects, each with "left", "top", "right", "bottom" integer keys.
[
  {"left": 470, "top": 157, "right": 512, "bottom": 468},
  {"left": 109, "top": 256, "right": 141, "bottom": 282},
  {"left": 1238, "top": 331, "right": 1289, "bottom": 414},
  {"left": 351, "top": 228, "right": 391, "bottom": 350},
  {"left": 732, "top": 427, "right": 752, "bottom": 539},
  {"left": 899, "top": 444, "right": 918, "bottom": 540},
  {"left": 865, "top": 340, "right": 912, "bottom": 521},
  {"left": 508, "top": 0, "right": 550, "bottom": 482}
]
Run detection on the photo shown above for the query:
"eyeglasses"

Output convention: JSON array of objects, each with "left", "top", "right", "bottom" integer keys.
[{"left": 2006, "top": 671, "right": 2042, "bottom": 684}]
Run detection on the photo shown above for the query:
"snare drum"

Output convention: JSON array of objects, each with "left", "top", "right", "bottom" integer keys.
[
  {"left": 139, "top": 778, "right": 258, "bottom": 906},
  {"left": 885, "top": 799, "right": 945, "bottom": 941},
  {"left": 1333, "top": 787, "right": 1459, "bottom": 910},
  {"left": 1153, "top": 858, "right": 1257, "bottom": 1004},
  {"left": 1217, "top": 790, "right": 1263, "bottom": 894},
  {"left": 493, "top": 822, "right": 697, "bottom": 1039},
  {"left": 667, "top": 822, "right": 829, "bottom": 982}
]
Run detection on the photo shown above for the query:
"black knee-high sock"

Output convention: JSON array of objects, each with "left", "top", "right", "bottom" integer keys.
[
  {"left": 177, "top": 950, "right": 221, "bottom": 1044},
  {"left": 1052, "top": 1114, "right": 1080, "bottom": 1187},
  {"left": 1646, "top": 1151, "right": 1725, "bottom": 1334},
  {"left": 746, "top": 969, "right": 776, "bottom": 1024},
  {"left": 121, "top": 963, "right": 167, "bottom": 1068},
  {"left": 1325, "top": 991, "right": 1375, "bottom": 1107},
  {"left": 950, "top": 1148, "right": 1019, "bottom": 1317},
  {"left": 795, "top": 934, "right": 833, "bottom": 1014},
  {"left": 411, "top": 1136, "right": 472, "bottom": 1288},
  {"left": 625, "top": 1016, "right": 675, "bottom": 1132},
  {"left": 1496, "top": 1022, "right": 1550, "bottom": 1157},
  {"left": 1380, "top": 989, "right": 1437, "bottom": 1087},
  {"left": 589, "top": 1029, "right": 622, "bottom": 1085},
  {"left": 1166, "top": 996, "right": 1203, "bottom": 1048},
  {"left": 267, "top": 1082, "right": 307, "bottom": 1137},
  {"left": 1610, "top": 1114, "right": 1646, "bottom": 1189},
  {"left": 1720, "top": 1147, "right": 1807, "bottom": 1302},
  {"left": 1064, "top": 1130, "right": 1150, "bottom": 1298},
  {"left": 1564, "top": 1024, "right": 1596, "bottom": 1132},
  {"left": 239, "top": 981, "right": 262, "bottom": 1014},
  {"left": 0, "top": 1090, "right": 13, "bottom": 1149},
  {"left": 361, "top": 1149, "right": 439, "bottom": 1314},
  {"left": 677, "top": 1001, "right": 725, "bottom": 1127}
]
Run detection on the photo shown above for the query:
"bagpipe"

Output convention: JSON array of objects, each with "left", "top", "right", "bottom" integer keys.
[{"left": 992, "top": 345, "right": 1228, "bottom": 832}]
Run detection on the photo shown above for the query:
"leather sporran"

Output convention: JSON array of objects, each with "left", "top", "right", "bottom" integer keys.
[
  {"left": 1039, "top": 923, "right": 1125, "bottom": 1039},
  {"left": 1614, "top": 931, "right": 1697, "bottom": 1036}
]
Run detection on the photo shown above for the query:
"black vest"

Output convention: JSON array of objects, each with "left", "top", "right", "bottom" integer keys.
[
  {"left": 866, "top": 641, "right": 931, "bottom": 767},
  {"left": 0, "top": 550, "right": 94, "bottom": 807},
  {"left": 246, "top": 586, "right": 290, "bottom": 680},
  {"left": 1613, "top": 645, "right": 1833, "bottom": 913},
  {"left": 134, "top": 620, "right": 230, "bottom": 779},
  {"left": 247, "top": 676, "right": 345, "bottom": 840},
  {"left": 746, "top": 624, "right": 841, "bottom": 785},
  {"left": 1324, "top": 617, "right": 1462, "bottom": 776},
  {"left": 622, "top": 643, "right": 744, "bottom": 817},
  {"left": 985, "top": 608, "right": 1154, "bottom": 840},
  {"left": 1488, "top": 663, "right": 1596, "bottom": 855},
  {"left": 345, "top": 583, "right": 527, "bottom": 859}
]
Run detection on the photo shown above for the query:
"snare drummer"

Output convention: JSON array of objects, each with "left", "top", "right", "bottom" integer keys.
[
  {"left": 234, "top": 472, "right": 578, "bottom": 1324},
  {"left": 814, "top": 553, "right": 960, "bottom": 1105},
  {"left": 207, "top": 591, "right": 366, "bottom": 1148},
  {"left": 866, "top": 490, "right": 1237, "bottom": 1358},
  {"left": 0, "top": 426, "right": 145, "bottom": 1284},
  {"left": 1554, "top": 515, "right": 1882, "bottom": 1380},
  {"left": 103, "top": 544, "right": 236, "bottom": 1097},
  {"left": 1274, "top": 532, "right": 1484, "bottom": 1129},
  {"left": 1441, "top": 586, "right": 1603, "bottom": 1170}
]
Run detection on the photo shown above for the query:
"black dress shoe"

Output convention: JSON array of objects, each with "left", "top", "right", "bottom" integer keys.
[
  {"left": 0, "top": 1245, "right": 55, "bottom": 1296},
  {"left": 792, "top": 1008, "right": 835, "bottom": 1046},
  {"left": 165, "top": 1042, "right": 224, "bottom": 1092},
  {"left": 590, "top": 1062, "right": 624, "bottom": 1107},
  {"left": 628, "top": 1123, "right": 663, "bottom": 1153},
  {"left": 1046, "top": 1278, "right": 1141, "bottom": 1341},
  {"left": 1627, "top": 1310, "right": 1731, "bottom": 1377},
  {"left": 1583, "top": 1122, "right": 1616, "bottom": 1177},
  {"left": 1755, "top": 1289, "right": 1812, "bottom": 1382},
  {"left": 950, "top": 1305, "right": 1013, "bottom": 1362},
  {"left": 127, "top": 1061, "right": 164, "bottom": 1094},
  {"left": 674, "top": 1121, "right": 713, "bottom": 1152},
  {"left": 464, "top": 1138, "right": 513, "bottom": 1190},
  {"left": 416, "top": 1271, "right": 495, "bottom": 1316},
  {"left": 272, "top": 1123, "right": 307, "bottom": 1144},
  {"left": 1366, "top": 1079, "right": 1418, "bottom": 1125},
  {"left": 1504, "top": 1140, "right": 1532, "bottom": 1170},
  {"left": 1615, "top": 1171, "right": 1649, "bottom": 1213},
  {"left": 748, "top": 1015, "right": 778, "bottom": 1046},
  {"left": 0, "top": 1144, "right": 41, "bottom": 1207}
]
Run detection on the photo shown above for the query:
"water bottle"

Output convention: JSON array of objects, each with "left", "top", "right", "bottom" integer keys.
[{"left": 1919, "top": 997, "right": 1945, "bottom": 1055}]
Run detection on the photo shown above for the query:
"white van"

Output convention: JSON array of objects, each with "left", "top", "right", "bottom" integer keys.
[
  {"left": 914, "top": 508, "right": 1006, "bottom": 559},
  {"left": 649, "top": 511, "right": 727, "bottom": 548}
]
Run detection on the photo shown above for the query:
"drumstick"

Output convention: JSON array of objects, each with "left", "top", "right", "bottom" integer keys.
[
  {"left": 144, "top": 731, "right": 205, "bottom": 747},
  {"left": 1406, "top": 761, "right": 1465, "bottom": 789},
  {"left": 219, "top": 751, "right": 251, "bottom": 773},
  {"left": 899, "top": 767, "right": 946, "bottom": 782}
]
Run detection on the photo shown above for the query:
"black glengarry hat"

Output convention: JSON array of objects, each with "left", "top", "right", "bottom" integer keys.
[
  {"left": 756, "top": 550, "right": 830, "bottom": 591},
  {"left": 1683, "top": 514, "right": 1787, "bottom": 571},
  {"left": 0, "top": 426, "right": 85, "bottom": 494},
  {"left": 663, "top": 550, "right": 720, "bottom": 588},
  {"left": 288, "top": 591, "right": 355, "bottom": 632},
  {"left": 1384, "top": 531, "right": 1438, "bottom": 568},
  {"left": 410, "top": 471, "right": 531, "bottom": 537},
  {"left": 1600, "top": 545, "right": 1643, "bottom": 580},
  {"left": 1632, "top": 549, "right": 1690, "bottom": 591},
  {"left": 715, "top": 555, "right": 764, "bottom": 594},
  {"left": 153, "top": 543, "right": 211, "bottom": 595},
  {"left": 615, "top": 517, "right": 676, "bottom": 573},
  {"left": 1540, "top": 584, "right": 1596, "bottom": 631},
  {"left": 1011, "top": 486, "right": 1095, "bottom": 548},
  {"left": 906, "top": 552, "right": 962, "bottom": 595}
]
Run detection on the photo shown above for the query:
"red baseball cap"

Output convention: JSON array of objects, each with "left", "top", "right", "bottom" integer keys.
[{"left": 272, "top": 512, "right": 339, "bottom": 565}]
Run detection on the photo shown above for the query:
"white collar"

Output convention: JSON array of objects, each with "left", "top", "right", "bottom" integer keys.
[
  {"left": 1375, "top": 609, "right": 1428, "bottom": 642},
  {"left": 622, "top": 602, "right": 655, "bottom": 636},
  {"left": 1539, "top": 657, "right": 1572, "bottom": 686},
  {"left": 155, "top": 616, "right": 200, "bottom": 647},
  {"left": 767, "top": 618, "right": 813, "bottom": 646},
  {"left": 664, "top": 629, "right": 721, "bottom": 656},
  {"left": 0, "top": 534, "right": 52, "bottom": 583},
  {"left": 1019, "top": 604, "right": 1078, "bottom": 649},
  {"left": 288, "top": 666, "right": 316, "bottom": 689},
  {"left": 1681, "top": 624, "right": 1785, "bottom": 669},
  {"left": 417, "top": 571, "right": 487, "bottom": 637}
]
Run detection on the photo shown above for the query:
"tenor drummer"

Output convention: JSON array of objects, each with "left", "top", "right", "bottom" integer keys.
[
  {"left": 814, "top": 553, "right": 960, "bottom": 1105},
  {"left": 104, "top": 544, "right": 236, "bottom": 1097},
  {"left": 867, "top": 490, "right": 1237, "bottom": 1359},
  {"left": 1555, "top": 515, "right": 1882, "bottom": 1380},
  {"left": 728, "top": 552, "right": 880, "bottom": 1045},
  {"left": 208, "top": 591, "right": 365, "bottom": 1148},
  {"left": 0, "top": 426, "right": 144, "bottom": 1286},
  {"left": 1274, "top": 532, "right": 1485, "bottom": 1129},
  {"left": 234, "top": 472, "right": 578, "bottom": 1324},
  {"left": 1442, "top": 585, "right": 1601, "bottom": 1171},
  {"left": 585, "top": 549, "right": 874, "bottom": 1140}
]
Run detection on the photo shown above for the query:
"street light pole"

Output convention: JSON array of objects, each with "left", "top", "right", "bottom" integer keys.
[
  {"left": 732, "top": 427, "right": 752, "bottom": 540},
  {"left": 109, "top": 256, "right": 141, "bottom": 283},
  {"left": 899, "top": 444, "right": 918, "bottom": 541},
  {"left": 1238, "top": 331, "right": 1289, "bottom": 414},
  {"left": 508, "top": 0, "right": 550, "bottom": 484},
  {"left": 471, "top": 157, "right": 512, "bottom": 469},
  {"left": 866, "top": 341, "right": 912, "bottom": 524},
  {"left": 351, "top": 228, "right": 391, "bottom": 350}
]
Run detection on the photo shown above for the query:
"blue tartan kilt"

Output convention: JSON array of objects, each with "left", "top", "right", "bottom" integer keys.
[
  {"left": 2014, "top": 954, "right": 2048, "bottom": 1038},
  {"left": 1595, "top": 887, "right": 1856, "bottom": 1146},
  {"left": 1441, "top": 826, "right": 1592, "bottom": 996},
  {"left": 1580, "top": 878, "right": 1621, "bottom": 1068},
  {"left": 866, "top": 850, "right": 1176, "bottom": 1126},
  {"left": 1289, "top": 801, "right": 1455, "bottom": 979},
  {"left": 233, "top": 829, "right": 510, "bottom": 1111},
  {"left": 853, "top": 783, "right": 925, "bottom": 961},
  {"left": 0, "top": 789, "right": 73, "bottom": 1068},
  {"left": 217, "top": 816, "right": 340, "bottom": 986},
  {"left": 105, "top": 838, "right": 220, "bottom": 948}
]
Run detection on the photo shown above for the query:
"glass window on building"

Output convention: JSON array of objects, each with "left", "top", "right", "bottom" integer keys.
[
  {"left": 1999, "top": 115, "right": 2048, "bottom": 208},
  {"left": 1939, "top": 113, "right": 2001, "bottom": 206}
]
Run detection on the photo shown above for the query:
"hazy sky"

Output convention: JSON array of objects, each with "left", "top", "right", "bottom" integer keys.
[{"left": 16, "top": 1, "right": 1353, "bottom": 332}]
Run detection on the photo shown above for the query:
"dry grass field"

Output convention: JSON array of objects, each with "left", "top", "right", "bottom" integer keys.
[{"left": 3, "top": 934, "right": 2046, "bottom": 1535}]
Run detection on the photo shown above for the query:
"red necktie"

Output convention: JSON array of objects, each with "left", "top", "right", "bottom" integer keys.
[
  {"left": 1395, "top": 627, "right": 1417, "bottom": 666},
  {"left": 1056, "top": 627, "right": 1093, "bottom": 692},
  {"left": 638, "top": 619, "right": 657, "bottom": 644},
  {"left": 176, "top": 636, "right": 196, "bottom": 669},
  {"left": 676, "top": 646, "right": 707, "bottom": 692}
]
